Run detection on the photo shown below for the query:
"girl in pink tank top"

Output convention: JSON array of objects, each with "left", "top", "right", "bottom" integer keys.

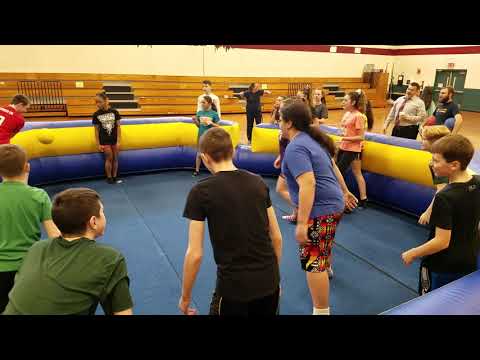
[{"left": 336, "top": 91, "right": 374, "bottom": 210}]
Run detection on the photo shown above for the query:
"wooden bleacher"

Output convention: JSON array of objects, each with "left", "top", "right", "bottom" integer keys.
[{"left": 0, "top": 73, "right": 388, "bottom": 118}]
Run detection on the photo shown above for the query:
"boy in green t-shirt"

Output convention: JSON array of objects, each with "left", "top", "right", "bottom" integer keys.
[
  {"left": 3, "top": 188, "right": 133, "bottom": 315},
  {"left": 0, "top": 144, "right": 60, "bottom": 313},
  {"left": 192, "top": 95, "right": 220, "bottom": 177}
]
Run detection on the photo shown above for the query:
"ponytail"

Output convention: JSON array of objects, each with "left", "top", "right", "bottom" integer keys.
[
  {"left": 96, "top": 91, "right": 108, "bottom": 101},
  {"left": 306, "top": 125, "right": 336, "bottom": 157},
  {"left": 201, "top": 94, "right": 217, "bottom": 112},
  {"left": 349, "top": 90, "right": 374, "bottom": 130},
  {"left": 303, "top": 86, "right": 314, "bottom": 109},
  {"left": 421, "top": 86, "right": 434, "bottom": 111},
  {"left": 365, "top": 99, "right": 374, "bottom": 130},
  {"left": 321, "top": 92, "right": 326, "bottom": 106}
]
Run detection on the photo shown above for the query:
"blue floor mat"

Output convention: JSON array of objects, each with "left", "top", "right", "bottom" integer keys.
[
  {"left": 44, "top": 178, "right": 184, "bottom": 315},
  {"left": 263, "top": 177, "right": 428, "bottom": 291},
  {"left": 41, "top": 171, "right": 424, "bottom": 314}
]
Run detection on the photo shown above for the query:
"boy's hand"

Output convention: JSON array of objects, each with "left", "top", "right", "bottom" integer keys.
[
  {"left": 295, "top": 223, "right": 311, "bottom": 245},
  {"left": 178, "top": 297, "right": 198, "bottom": 315},
  {"left": 116, "top": 142, "right": 121, "bottom": 150},
  {"left": 418, "top": 211, "right": 430, "bottom": 225},
  {"left": 98, "top": 145, "right": 105, "bottom": 152},
  {"left": 401, "top": 249, "right": 417, "bottom": 266}
]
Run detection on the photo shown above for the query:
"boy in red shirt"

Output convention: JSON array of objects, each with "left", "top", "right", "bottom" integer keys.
[{"left": 0, "top": 95, "right": 30, "bottom": 145}]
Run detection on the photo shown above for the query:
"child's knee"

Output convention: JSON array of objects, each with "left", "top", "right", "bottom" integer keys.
[
  {"left": 275, "top": 183, "right": 282, "bottom": 193},
  {"left": 104, "top": 151, "right": 113, "bottom": 161},
  {"left": 353, "top": 170, "right": 364, "bottom": 182},
  {"left": 276, "top": 178, "right": 286, "bottom": 193},
  {"left": 352, "top": 167, "right": 362, "bottom": 176}
]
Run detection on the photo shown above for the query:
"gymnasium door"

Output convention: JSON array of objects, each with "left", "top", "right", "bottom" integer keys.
[{"left": 433, "top": 69, "right": 467, "bottom": 108}]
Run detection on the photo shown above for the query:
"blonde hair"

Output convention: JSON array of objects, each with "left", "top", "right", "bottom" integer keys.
[
  {"left": 422, "top": 125, "right": 450, "bottom": 142},
  {"left": 314, "top": 88, "right": 327, "bottom": 105}
]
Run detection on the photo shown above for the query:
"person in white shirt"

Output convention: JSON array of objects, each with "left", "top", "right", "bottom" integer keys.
[
  {"left": 383, "top": 82, "right": 426, "bottom": 140},
  {"left": 197, "top": 80, "right": 221, "bottom": 119}
]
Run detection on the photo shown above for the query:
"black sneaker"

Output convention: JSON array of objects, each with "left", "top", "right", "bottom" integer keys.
[
  {"left": 192, "top": 171, "right": 199, "bottom": 177},
  {"left": 113, "top": 177, "right": 123, "bottom": 184},
  {"left": 106, "top": 178, "right": 114, "bottom": 184},
  {"left": 358, "top": 198, "right": 368, "bottom": 208}
]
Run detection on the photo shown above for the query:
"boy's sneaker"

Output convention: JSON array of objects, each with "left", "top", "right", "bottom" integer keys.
[
  {"left": 358, "top": 198, "right": 368, "bottom": 208},
  {"left": 113, "top": 177, "right": 123, "bottom": 184},
  {"left": 192, "top": 171, "right": 199, "bottom": 177},
  {"left": 106, "top": 178, "right": 114, "bottom": 184}
]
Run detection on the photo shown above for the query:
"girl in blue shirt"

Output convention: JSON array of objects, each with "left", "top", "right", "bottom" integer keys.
[{"left": 279, "top": 99, "right": 357, "bottom": 315}]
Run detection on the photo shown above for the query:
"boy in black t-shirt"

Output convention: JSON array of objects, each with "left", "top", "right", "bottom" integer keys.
[
  {"left": 418, "top": 125, "right": 450, "bottom": 226},
  {"left": 180, "top": 127, "right": 282, "bottom": 316},
  {"left": 92, "top": 92, "right": 122, "bottom": 184},
  {"left": 402, "top": 135, "right": 480, "bottom": 294}
]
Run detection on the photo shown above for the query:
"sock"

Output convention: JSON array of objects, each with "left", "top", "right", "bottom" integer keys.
[{"left": 313, "top": 307, "right": 330, "bottom": 315}]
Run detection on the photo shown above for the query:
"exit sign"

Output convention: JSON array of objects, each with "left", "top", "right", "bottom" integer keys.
[{"left": 448, "top": 63, "right": 455, "bottom": 69}]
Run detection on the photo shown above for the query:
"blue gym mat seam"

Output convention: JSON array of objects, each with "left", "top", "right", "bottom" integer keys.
[
  {"left": 116, "top": 183, "right": 201, "bottom": 312},
  {"left": 273, "top": 204, "right": 418, "bottom": 295}
]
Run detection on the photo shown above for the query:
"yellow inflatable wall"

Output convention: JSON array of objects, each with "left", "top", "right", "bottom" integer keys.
[
  {"left": 12, "top": 122, "right": 241, "bottom": 160},
  {"left": 251, "top": 126, "right": 455, "bottom": 188}
]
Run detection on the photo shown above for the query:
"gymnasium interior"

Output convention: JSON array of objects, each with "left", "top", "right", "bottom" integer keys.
[{"left": 1, "top": 45, "right": 479, "bottom": 315}]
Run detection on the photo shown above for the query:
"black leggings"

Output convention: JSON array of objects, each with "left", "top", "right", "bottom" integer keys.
[
  {"left": 336, "top": 149, "right": 362, "bottom": 176},
  {"left": 0, "top": 271, "right": 16, "bottom": 314},
  {"left": 246, "top": 109, "right": 262, "bottom": 142},
  {"left": 209, "top": 288, "right": 280, "bottom": 316}
]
